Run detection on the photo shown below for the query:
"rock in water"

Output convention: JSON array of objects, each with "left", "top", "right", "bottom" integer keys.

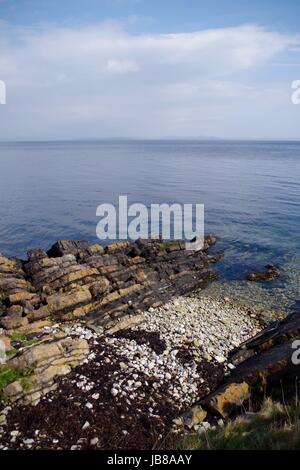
[{"left": 246, "top": 264, "right": 280, "bottom": 282}]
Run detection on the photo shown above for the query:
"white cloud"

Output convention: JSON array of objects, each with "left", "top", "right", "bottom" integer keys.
[
  {"left": 0, "top": 22, "right": 299, "bottom": 139},
  {"left": 105, "top": 58, "right": 139, "bottom": 74}
]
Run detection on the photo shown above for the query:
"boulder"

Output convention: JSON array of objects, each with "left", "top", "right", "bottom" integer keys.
[
  {"left": 47, "top": 240, "right": 92, "bottom": 258},
  {"left": 27, "top": 249, "right": 48, "bottom": 261}
]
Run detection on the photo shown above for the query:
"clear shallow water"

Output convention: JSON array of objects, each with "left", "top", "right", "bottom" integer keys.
[{"left": 0, "top": 140, "right": 299, "bottom": 310}]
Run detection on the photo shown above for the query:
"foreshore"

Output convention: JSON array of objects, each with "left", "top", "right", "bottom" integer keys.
[
  {"left": 0, "top": 238, "right": 298, "bottom": 449},
  {"left": 0, "top": 292, "right": 269, "bottom": 450}
]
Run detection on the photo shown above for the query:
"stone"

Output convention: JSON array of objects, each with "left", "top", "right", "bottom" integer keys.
[
  {"left": 215, "top": 355, "right": 226, "bottom": 364},
  {"left": 105, "top": 242, "right": 130, "bottom": 254},
  {"left": 88, "top": 244, "right": 104, "bottom": 255},
  {"left": 0, "top": 316, "right": 29, "bottom": 330},
  {"left": 8, "top": 292, "right": 37, "bottom": 304},
  {"left": 90, "top": 437, "right": 99, "bottom": 446},
  {"left": 182, "top": 405, "right": 207, "bottom": 428},
  {"left": 28, "top": 288, "right": 92, "bottom": 321},
  {"left": 47, "top": 240, "right": 91, "bottom": 258},
  {"left": 247, "top": 264, "right": 280, "bottom": 282},
  {"left": 106, "top": 314, "right": 146, "bottom": 335},
  {"left": 0, "top": 415, "right": 7, "bottom": 426},
  {"left": 23, "top": 438, "right": 34, "bottom": 445},
  {"left": 89, "top": 278, "right": 110, "bottom": 297},
  {"left": 27, "top": 249, "right": 48, "bottom": 261},
  {"left": 201, "top": 382, "right": 250, "bottom": 418},
  {"left": 7, "top": 305, "right": 23, "bottom": 317}
]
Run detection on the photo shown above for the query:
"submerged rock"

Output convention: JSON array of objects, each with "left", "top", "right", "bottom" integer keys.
[{"left": 246, "top": 264, "right": 280, "bottom": 282}]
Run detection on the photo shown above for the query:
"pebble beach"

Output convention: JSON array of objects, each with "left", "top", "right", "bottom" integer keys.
[{"left": 0, "top": 293, "right": 269, "bottom": 450}]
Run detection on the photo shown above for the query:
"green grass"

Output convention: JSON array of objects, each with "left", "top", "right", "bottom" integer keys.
[
  {"left": 5, "top": 348, "right": 18, "bottom": 358},
  {"left": 179, "top": 399, "right": 300, "bottom": 450},
  {"left": 0, "top": 366, "right": 33, "bottom": 392},
  {"left": 10, "top": 332, "right": 28, "bottom": 342},
  {"left": 10, "top": 332, "right": 38, "bottom": 349}
]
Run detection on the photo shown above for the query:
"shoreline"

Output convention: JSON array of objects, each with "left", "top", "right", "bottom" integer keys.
[
  {"left": 0, "top": 237, "right": 296, "bottom": 450},
  {"left": 0, "top": 291, "right": 269, "bottom": 450}
]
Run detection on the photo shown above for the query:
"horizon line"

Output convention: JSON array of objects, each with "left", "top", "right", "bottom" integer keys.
[{"left": 1, "top": 137, "right": 300, "bottom": 144}]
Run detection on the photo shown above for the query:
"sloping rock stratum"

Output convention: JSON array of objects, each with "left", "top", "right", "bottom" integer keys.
[
  {"left": 190, "top": 310, "right": 300, "bottom": 421},
  {"left": 0, "top": 236, "right": 221, "bottom": 405}
]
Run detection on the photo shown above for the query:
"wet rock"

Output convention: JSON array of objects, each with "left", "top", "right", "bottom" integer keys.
[
  {"left": 247, "top": 264, "right": 280, "bottom": 282},
  {"left": 27, "top": 249, "right": 48, "bottom": 261},
  {"left": 47, "top": 240, "right": 91, "bottom": 258}
]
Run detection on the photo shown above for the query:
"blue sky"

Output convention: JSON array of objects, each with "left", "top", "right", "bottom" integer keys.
[
  {"left": 0, "top": 0, "right": 300, "bottom": 139},
  {"left": 2, "top": 0, "right": 300, "bottom": 33}
]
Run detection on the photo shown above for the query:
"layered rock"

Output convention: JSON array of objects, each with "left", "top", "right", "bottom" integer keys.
[
  {"left": 0, "top": 235, "right": 220, "bottom": 331},
  {"left": 2, "top": 335, "right": 89, "bottom": 405},
  {"left": 197, "top": 311, "right": 300, "bottom": 418},
  {"left": 0, "top": 236, "right": 221, "bottom": 405}
]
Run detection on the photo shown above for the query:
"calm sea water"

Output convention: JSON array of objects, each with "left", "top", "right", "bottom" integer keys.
[{"left": 0, "top": 140, "right": 299, "bottom": 310}]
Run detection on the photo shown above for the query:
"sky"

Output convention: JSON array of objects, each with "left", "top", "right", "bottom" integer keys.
[{"left": 0, "top": 0, "right": 300, "bottom": 140}]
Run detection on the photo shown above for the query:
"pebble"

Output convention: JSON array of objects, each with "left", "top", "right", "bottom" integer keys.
[
  {"left": 99, "top": 295, "right": 260, "bottom": 414},
  {"left": 90, "top": 437, "right": 99, "bottom": 446},
  {"left": 23, "top": 438, "right": 34, "bottom": 445},
  {"left": 0, "top": 294, "right": 261, "bottom": 450},
  {"left": 215, "top": 355, "right": 226, "bottom": 364}
]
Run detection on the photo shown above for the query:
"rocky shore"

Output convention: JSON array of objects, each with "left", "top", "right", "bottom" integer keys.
[
  {"left": 0, "top": 294, "right": 266, "bottom": 450},
  {"left": 0, "top": 237, "right": 299, "bottom": 450}
]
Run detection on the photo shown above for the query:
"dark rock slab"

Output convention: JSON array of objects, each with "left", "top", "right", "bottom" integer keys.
[
  {"left": 0, "top": 235, "right": 221, "bottom": 330},
  {"left": 197, "top": 311, "right": 300, "bottom": 418}
]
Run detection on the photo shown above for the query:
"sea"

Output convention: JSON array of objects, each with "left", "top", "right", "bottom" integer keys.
[{"left": 0, "top": 140, "right": 299, "bottom": 312}]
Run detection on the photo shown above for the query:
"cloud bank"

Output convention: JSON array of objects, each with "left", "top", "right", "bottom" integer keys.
[{"left": 0, "top": 22, "right": 299, "bottom": 140}]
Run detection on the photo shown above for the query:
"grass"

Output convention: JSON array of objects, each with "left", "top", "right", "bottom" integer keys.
[
  {"left": 179, "top": 399, "right": 300, "bottom": 450},
  {"left": 5, "top": 348, "right": 18, "bottom": 358},
  {"left": 10, "top": 332, "right": 28, "bottom": 342},
  {"left": 0, "top": 366, "right": 33, "bottom": 392},
  {"left": 10, "top": 332, "right": 38, "bottom": 349}
]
